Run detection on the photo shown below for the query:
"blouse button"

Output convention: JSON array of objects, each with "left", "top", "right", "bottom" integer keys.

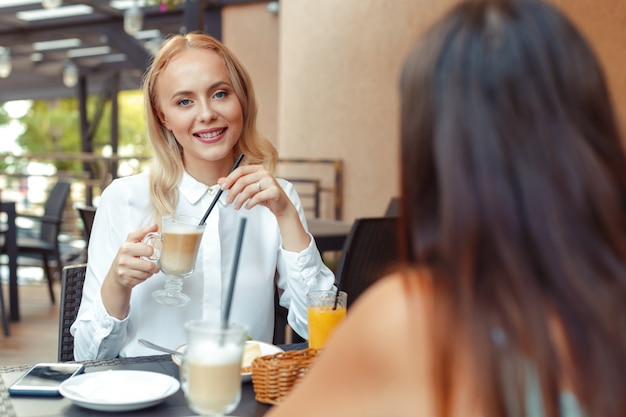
[{"left": 208, "top": 188, "right": 216, "bottom": 195}]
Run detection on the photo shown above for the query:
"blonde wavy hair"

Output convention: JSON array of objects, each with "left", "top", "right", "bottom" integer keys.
[{"left": 142, "top": 32, "right": 278, "bottom": 221}]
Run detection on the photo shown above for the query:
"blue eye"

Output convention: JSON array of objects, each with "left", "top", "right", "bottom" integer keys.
[
  {"left": 214, "top": 91, "right": 227, "bottom": 99},
  {"left": 177, "top": 98, "right": 192, "bottom": 106}
]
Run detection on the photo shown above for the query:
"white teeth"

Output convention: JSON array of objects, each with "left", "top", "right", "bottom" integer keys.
[{"left": 197, "top": 129, "right": 224, "bottom": 139}]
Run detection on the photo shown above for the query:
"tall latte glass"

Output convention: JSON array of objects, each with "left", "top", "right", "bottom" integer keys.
[
  {"left": 143, "top": 214, "right": 205, "bottom": 307},
  {"left": 181, "top": 320, "right": 248, "bottom": 417}
]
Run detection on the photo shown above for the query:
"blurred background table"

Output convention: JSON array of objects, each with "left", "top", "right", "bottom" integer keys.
[{"left": 307, "top": 218, "right": 352, "bottom": 253}]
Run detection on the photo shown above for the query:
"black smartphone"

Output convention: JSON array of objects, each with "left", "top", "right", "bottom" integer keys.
[{"left": 8, "top": 362, "right": 85, "bottom": 397}]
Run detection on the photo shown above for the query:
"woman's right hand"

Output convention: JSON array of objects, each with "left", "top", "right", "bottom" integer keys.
[
  {"left": 108, "top": 224, "right": 161, "bottom": 288},
  {"left": 100, "top": 224, "right": 161, "bottom": 319}
]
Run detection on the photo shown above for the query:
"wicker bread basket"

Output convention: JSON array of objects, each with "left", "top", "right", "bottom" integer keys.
[{"left": 251, "top": 348, "right": 320, "bottom": 404}]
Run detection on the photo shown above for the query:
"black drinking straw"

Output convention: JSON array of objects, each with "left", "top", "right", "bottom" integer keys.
[
  {"left": 222, "top": 217, "right": 247, "bottom": 330},
  {"left": 332, "top": 285, "right": 342, "bottom": 310},
  {"left": 332, "top": 248, "right": 349, "bottom": 310},
  {"left": 199, "top": 153, "right": 245, "bottom": 225}
]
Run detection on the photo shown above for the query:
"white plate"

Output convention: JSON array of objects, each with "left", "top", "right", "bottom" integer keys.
[
  {"left": 59, "top": 370, "right": 180, "bottom": 412},
  {"left": 172, "top": 340, "right": 284, "bottom": 381}
]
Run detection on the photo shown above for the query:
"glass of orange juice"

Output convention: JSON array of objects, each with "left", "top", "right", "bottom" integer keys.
[{"left": 307, "top": 290, "right": 347, "bottom": 349}]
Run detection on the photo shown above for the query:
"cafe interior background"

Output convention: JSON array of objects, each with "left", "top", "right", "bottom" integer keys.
[{"left": 0, "top": 0, "right": 625, "bottom": 362}]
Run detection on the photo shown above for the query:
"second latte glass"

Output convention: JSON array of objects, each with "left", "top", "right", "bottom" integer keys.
[
  {"left": 181, "top": 320, "right": 248, "bottom": 417},
  {"left": 143, "top": 214, "right": 205, "bottom": 307}
]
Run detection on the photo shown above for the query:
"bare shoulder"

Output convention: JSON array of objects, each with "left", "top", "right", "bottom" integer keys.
[
  {"left": 267, "top": 269, "right": 432, "bottom": 417},
  {"left": 330, "top": 270, "right": 433, "bottom": 415},
  {"left": 346, "top": 270, "right": 430, "bottom": 356}
]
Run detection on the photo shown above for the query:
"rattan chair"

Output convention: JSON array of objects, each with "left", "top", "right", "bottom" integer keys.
[
  {"left": 58, "top": 263, "right": 87, "bottom": 362},
  {"left": 334, "top": 217, "right": 400, "bottom": 309}
]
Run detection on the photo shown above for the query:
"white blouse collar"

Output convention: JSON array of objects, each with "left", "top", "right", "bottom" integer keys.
[{"left": 179, "top": 171, "right": 222, "bottom": 205}]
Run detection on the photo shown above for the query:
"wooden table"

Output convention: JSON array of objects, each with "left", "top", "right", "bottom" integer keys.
[{"left": 307, "top": 218, "right": 353, "bottom": 253}]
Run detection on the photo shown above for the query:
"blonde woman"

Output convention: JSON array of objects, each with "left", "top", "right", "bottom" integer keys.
[{"left": 72, "top": 33, "right": 334, "bottom": 360}]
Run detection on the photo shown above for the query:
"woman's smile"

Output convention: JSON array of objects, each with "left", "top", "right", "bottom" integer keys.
[{"left": 194, "top": 127, "right": 227, "bottom": 143}]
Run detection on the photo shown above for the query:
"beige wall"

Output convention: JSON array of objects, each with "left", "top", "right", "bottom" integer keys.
[
  {"left": 222, "top": 3, "right": 280, "bottom": 146},
  {"left": 278, "top": 0, "right": 456, "bottom": 220},
  {"left": 222, "top": 0, "right": 626, "bottom": 222}
]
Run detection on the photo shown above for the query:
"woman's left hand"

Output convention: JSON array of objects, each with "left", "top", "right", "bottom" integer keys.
[{"left": 218, "top": 164, "right": 295, "bottom": 218}]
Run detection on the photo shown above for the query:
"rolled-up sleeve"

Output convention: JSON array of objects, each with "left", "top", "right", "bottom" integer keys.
[{"left": 72, "top": 284, "right": 129, "bottom": 360}]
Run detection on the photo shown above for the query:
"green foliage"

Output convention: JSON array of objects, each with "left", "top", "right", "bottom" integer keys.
[
  {"left": 118, "top": 90, "right": 152, "bottom": 155},
  {"left": 148, "top": 0, "right": 186, "bottom": 10},
  {"left": 0, "top": 105, "right": 9, "bottom": 125},
  {"left": 17, "top": 100, "right": 78, "bottom": 167},
  {"left": 1, "top": 104, "right": 20, "bottom": 173},
  {"left": 15, "top": 91, "right": 151, "bottom": 173}
]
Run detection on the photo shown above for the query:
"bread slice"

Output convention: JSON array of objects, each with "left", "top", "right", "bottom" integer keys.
[{"left": 241, "top": 342, "right": 263, "bottom": 373}]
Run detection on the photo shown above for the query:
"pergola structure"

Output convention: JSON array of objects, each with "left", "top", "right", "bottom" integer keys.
[
  {"left": 0, "top": 0, "right": 272, "bottom": 101},
  {"left": 0, "top": 0, "right": 270, "bottom": 198}
]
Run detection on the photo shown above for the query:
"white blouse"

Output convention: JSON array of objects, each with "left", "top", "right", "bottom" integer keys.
[{"left": 71, "top": 171, "right": 335, "bottom": 360}]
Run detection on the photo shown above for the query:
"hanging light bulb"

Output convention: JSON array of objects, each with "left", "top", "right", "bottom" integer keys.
[
  {"left": 0, "top": 47, "right": 11, "bottom": 78},
  {"left": 267, "top": 1, "right": 279, "bottom": 15},
  {"left": 42, "top": 0, "right": 62, "bottom": 9},
  {"left": 124, "top": 4, "right": 144, "bottom": 36},
  {"left": 63, "top": 61, "right": 79, "bottom": 88}
]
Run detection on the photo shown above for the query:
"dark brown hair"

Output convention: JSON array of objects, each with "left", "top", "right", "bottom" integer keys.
[{"left": 399, "top": 0, "right": 626, "bottom": 415}]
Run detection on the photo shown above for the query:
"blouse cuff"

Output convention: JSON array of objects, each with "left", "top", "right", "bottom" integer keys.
[
  {"left": 93, "top": 293, "right": 129, "bottom": 336},
  {"left": 280, "top": 232, "right": 324, "bottom": 283}
]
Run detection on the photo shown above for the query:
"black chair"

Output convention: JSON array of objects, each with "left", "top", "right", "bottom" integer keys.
[
  {"left": 1, "top": 180, "right": 72, "bottom": 304},
  {"left": 58, "top": 263, "right": 87, "bottom": 362},
  {"left": 334, "top": 217, "right": 400, "bottom": 309},
  {"left": 76, "top": 206, "right": 96, "bottom": 246},
  {"left": 16, "top": 180, "right": 72, "bottom": 303}
]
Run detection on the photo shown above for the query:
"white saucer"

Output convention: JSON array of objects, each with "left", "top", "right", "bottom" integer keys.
[{"left": 59, "top": 370, "right": 180, "bottom": 412}]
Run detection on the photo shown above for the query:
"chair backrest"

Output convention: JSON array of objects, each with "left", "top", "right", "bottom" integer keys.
[
  {"left": 284, "top": 178, "right": 321, "bottom": 218},
  {"left": 76, "top": 206, "right": 97, "bottom": 245},
  {"left": 58, "top": 263, "right": 87, "bottom": 362},
  {"left": 384, "top": 197, "right": 400, "bottom": 217},
  {"left": 334, "top": 217, "right": 400, "bottom": 309},
  {"left": 40, "top": 180, "right": 72, "bottom": 244}
]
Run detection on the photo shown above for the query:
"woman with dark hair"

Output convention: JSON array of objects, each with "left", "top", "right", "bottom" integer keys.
[
  {"left": 72, "top": 33, "right": 334, "bottom": 360},
  {"left": 268, "top": 0, "right": 626, "bottom": 416}
]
